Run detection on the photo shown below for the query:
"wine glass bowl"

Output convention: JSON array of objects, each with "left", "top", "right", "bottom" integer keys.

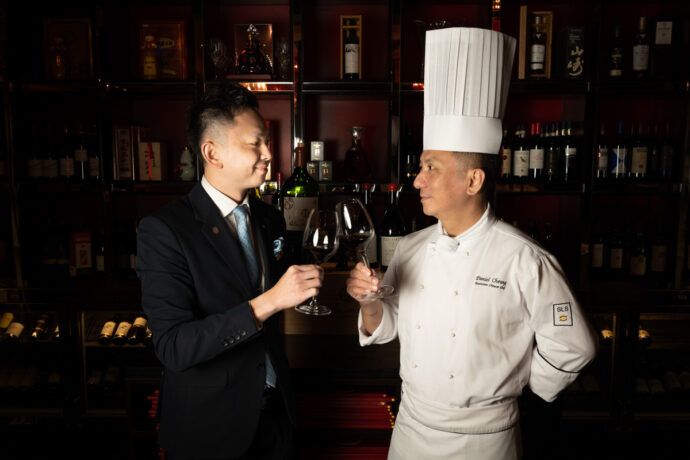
[
  {"left": 337, "top": 198, "right": 394, "bottom": 300},
  {"left": 295, "top": 209, "right": 340, "bottom": 316}
]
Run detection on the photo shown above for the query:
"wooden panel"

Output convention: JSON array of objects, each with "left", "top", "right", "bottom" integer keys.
[{"left": 285, "top": 334, "right": 400, "bottom": 370}]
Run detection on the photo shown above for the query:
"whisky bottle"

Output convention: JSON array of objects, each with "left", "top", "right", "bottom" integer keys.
[
  {"left": 609, "top": 24, "right": 624, "bottom": 77},
  {"left": 632, "top": 17, "right": 650, "bottom": 79},
  {"left": 529, "top": 15, "right": 546, "bottom": 77},
  {"left": 343, "top": 21, "right": 360, "bottom": 80}
]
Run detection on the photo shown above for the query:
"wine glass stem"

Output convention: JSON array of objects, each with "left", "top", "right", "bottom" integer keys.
[
  {"left": 310, "top": 296, "right": 317, "bottom": 307},
  {"left": 359, "top": 248, "right": 371, "bottom": 270}
]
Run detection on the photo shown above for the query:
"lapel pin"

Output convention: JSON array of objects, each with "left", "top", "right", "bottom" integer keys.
[{"left": 212, "top": 226, "right": 220, "bottom": 234}]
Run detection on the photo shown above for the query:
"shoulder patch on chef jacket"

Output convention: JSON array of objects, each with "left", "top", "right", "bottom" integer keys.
[{"left": 553, "top": 303, "right": 573, "bottom": 326}]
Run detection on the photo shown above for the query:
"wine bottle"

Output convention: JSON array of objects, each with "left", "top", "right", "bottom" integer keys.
[
  {"left": 562, "top": 121, "right": 578, "bottom": 183},
  {"left": 591, "top": 220, "right": 606, "bottom": 273},
  {"left": 630, "top": 123, "right": 648, "bottom": 181},
  {"left": 87, "top": 123, "right": 101, "bottom": 182},
  {"left": 660, "top": 122, "right": 675, "bottom": 182},
  {"left": 73, "top": 123, "right": 88, "bottom": 182},
  {"left": 0, "top": 311, "right": 14, "bottom": 333},
  {"left": 609, "top": 24, "right": 624, "bottom": 77},
  {"left": 629, "top": 224, "right": 647, "bottom": 278},
  {"left": 380, "top": 184, "right": 407, "bottom": 270},
  {"left": 98, "top": 317, "right": 118, "bottom": 345},
  {"left": 609, "top": 225, "right": 624, "bottom": 275},
  {"left": 362, "top": 183, "right": 379, "bottom": 269},
  {"left": 638, "top": 323, "right": 651, "bottom": 348},
  {"left": 595, "top": 124, "right": 609, "bottom": 180},
  {"left": 512, "top": 125, "right": 529, "bottom": 181},
  {"left": 632, "top": 17, "right": 650, "bottom": 79},
  {"left": 58, "top": 125, "right": 75, "bottom": 182},
  {"left": 499, "top": 129, "right": 512, "bottom": 182},
  {"left": 599, "top": 320, "right": 614, "bottom": 346},
  {"left": 610, "top": 121, "right": 628, "bottom": 180},
  {"left": 113, "top": 318, "right": 133, "bottom": 345},
  {"left": 30, "top": 313, "right": 51, "bottom": 340},
  {"left": 648, "top": 123, "right": 661, "bottom": 181},
  {"left": 271, "top": 172, "right": 283, "bottom": 212},
  {"left": 94, "top": 228, "right": 106, "bottom": 277},
  {"left": 544, "top": 123, "right": 559, "bottom": 183},
  {"left": 282, "top": 142, "right": 319, "bottom": 263},
  {"left": 343, "top": 21, "right": 360, "bottom": 80},
  {"left": 650, "top": 221, "right": 668, "bottom": 281},
  {"left": 528, "top": 122, "right": 544, "bottom": 181},
  {"left": 127, "top": 316, "right": 148, "bottom": 345},
  {"left": 4, "top": 320, "right": 24, "bottom": 341}
]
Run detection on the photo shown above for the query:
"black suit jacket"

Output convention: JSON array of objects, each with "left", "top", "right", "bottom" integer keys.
[{"left": 136, "top": 183, "right": 296, "bottom": 459}]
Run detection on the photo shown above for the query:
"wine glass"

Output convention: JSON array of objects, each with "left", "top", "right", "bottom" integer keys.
[
  {"left": 295, "top": 209, "right": 340, "bottom": 316},
  {"left": 337, "top": 198, "right": 394, "bottom": 300}
]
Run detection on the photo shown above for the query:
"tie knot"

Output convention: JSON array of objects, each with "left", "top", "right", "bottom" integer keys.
[{"left": 232, "top": 204, "right": 249, "bottom": 219}]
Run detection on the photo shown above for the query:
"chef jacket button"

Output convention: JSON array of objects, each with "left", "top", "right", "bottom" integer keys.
[
  {"left": 222, "top": 340, "right": 230, "bottom": 347},
  {"left": 412, "top": 364, "right": 418, "bottom": 369},
  {"left": 453, "top": 290, "right": 459, "bottom": 296},
  {"left": 420, "top": 284, "right": 424, "bottom": 290},
  {"left": 466, "top": 251, "right": 470, "bottom": 256},
  {"left": 450, "top": 331, "right": 456, "bottom": 338},
  {"left": 449, "top": 374, "right": 454, "bottom": 379},
  {"left": 416, "top": 324, "right": 421, "bottom": 329},
  {"left": 234, "top": 334, "right": 241, "bottom": 341},
  {"left": 230, "top": 338, "right": 236, "bottom": 344}
]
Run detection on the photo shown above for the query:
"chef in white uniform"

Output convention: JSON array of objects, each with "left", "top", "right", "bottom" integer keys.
[{"left": 346, "top": 27, "right": 598, "bottom": 460}]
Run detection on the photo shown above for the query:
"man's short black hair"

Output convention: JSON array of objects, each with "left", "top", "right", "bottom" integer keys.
[
  {"left": 186, "top": 83, "right": 259, "bottom": 159},
  {"left": 454, "top": 152, "right": 498, "bottom": 205}
]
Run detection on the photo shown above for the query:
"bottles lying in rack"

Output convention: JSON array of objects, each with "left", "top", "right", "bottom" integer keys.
[
  {"left": 0, "top": 311, "right": 59, "bottom": 343},
  {"left": 97, "top": 315, "right": 151, "bottom": 346},
  {"left": 595, "top": 121, "right": 677, "bottom": 183},
  {"left": 501, "top": 121, "right": 580, "bottom": 185}
]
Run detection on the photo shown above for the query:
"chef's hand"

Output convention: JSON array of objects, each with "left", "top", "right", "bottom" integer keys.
[{"left": 346, "top": 262, "right": 380, "bottom": 302}]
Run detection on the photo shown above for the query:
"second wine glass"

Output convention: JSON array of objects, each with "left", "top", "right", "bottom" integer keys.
[
  {"left": 295, "top": 209, "right": 340, "bottom": 316},
  {"left": 337, "top": 198, "right": 394, "bottom": 300}
]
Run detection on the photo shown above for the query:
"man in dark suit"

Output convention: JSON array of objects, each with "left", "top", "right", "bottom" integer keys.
[{"left": 136, "top": 83, "right": 323, "bottom": 459}]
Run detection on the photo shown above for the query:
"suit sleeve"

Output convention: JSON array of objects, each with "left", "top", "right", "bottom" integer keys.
[
  {"left": 136, "top": 215, "right": 261, "bottom": 373},
  {"left": 524, "top": 252, "right": 598, "bottom": 402}
]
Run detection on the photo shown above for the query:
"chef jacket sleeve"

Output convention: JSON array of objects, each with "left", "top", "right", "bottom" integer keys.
[
  {"left": 358, "top": 242, "right": 401, "bottom": 346},
  {"left": 524, "top": 251, "right": 598, "bottom": 402}
]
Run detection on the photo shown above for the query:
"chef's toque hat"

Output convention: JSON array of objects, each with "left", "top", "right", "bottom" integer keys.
[{"left": 423, "top": 27, "right": 516, "bottom": 155}]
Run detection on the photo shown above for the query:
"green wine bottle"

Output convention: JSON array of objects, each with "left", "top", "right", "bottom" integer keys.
[{"left": 281, "top": 142, "right": 319, "bottom": 263}]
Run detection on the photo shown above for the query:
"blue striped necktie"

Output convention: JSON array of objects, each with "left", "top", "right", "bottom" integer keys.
[{"left": 231, "top": 204, "right": 276, "bottom": 388}]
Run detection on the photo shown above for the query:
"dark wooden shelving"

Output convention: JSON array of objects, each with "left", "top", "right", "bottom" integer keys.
[{"left": 302, "top": 81, "right": 393, "bottom": 94}]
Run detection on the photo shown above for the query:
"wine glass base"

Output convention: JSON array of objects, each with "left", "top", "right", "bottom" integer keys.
[
  {"left": 360, "top": 285, "right": 395, "bottom": 301},
  {"left": 295, "top": 303, "right": 332, "bottom": 316}
]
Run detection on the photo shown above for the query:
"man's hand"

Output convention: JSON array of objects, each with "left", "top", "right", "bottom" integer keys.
[
  {"left": 346, "top": 262, "right": 380, "bottom": 301},
  {"left": 250, "top": 265, "right": 324, "bottom": 323}
]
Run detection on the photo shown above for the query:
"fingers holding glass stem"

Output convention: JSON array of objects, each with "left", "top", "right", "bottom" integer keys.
[{"left": 358, "top": 246, "right": 394, "bottom": 300}]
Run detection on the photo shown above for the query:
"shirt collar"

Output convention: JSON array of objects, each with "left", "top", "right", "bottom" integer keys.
[
  {"left": 201, "top": 175, "right": 250, "bottom": 219},
  {"left": 438, "top": 203, "right": 495, "bottom": 244}
]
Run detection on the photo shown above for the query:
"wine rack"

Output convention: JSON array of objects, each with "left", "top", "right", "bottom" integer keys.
[{"left": 0, "top": 0, "right": 689, "bottom": 458}]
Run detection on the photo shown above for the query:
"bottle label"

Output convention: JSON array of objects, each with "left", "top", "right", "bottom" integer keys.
[
  {"left": 565, "top": 147, "right": 577, "bottom": 160},
  {"left": 283, "top": 197, "right": 319, "bottom": 231},
  {"left": 630, "top": 255, "right": 647, "bottom": 276},
  {"left": 345, "top": 44, "right": 359, "bottom": 75},
  {"left": 611, "top": 147, "right": 627, "bottom": 174},
  {"left": 513, "top": 149, "right": 529, "bottom": 177},
  {"left": 101, "top": 321, "right": 116, "bottom": 336},
  {"left": 591, "top": 243, "right": 604, "bottom": 268},
  {"left": 133, "top": 317, "right": 148, "bottom": 328},
  {"left": 601, "top": 329, "right": 614, "bottom": 341},
  {"left": 610, "top": 48, "right": 623, "bottom": 76},
  {"left": 115, "top": 321, "right": 132, "bottom": 336},
  {"left": 0, "top": 312, "right": 13, "bottom": 329},
  {"left": 501, "top": 148, "right": 512, "bottom": 176},
  {"left": 366, "top": 236, "right": 377, "bottom": 264},
  {"left": 59, "top": 158, "right": 74, "bottom": 177},
  {"left": 89, "top": 157, "right": 100, "bottom": 177},
  {"left": 651, "top": 244, "right": 667, "bottom": 272},
  {"left": 43, "top": 159, "right": 59, "bottom": 178},
  {"left": 7, "top": 322, "right": 24, "bottom": 337},
  {"left": 631, "top": 147, "right": 648, "bottom": 174},
  {"left": 597, "top": 147, "right": 609, "bottom": 170},
  {"left": 96, "top": 255, "right": 105, "bottom": 272},
  {"left": 74, "top": 148, "right": 88, "bottom": 162},
  {"left": 27, "top": 159, "right": 43, "bottom": 178},
  {"left": 381, "top": 236, "right": 403, "bottom": 267},
  {"left": 610, "top": 248, "right": 623, "bottom": 269},
  {"left": 633, "top": 45, "right": 650, "bottom": 71},
  {"left": 529, "top": 148, "right": 544, "bottom": 169},
  {"left": 530, "top": 44, "right": 545, "bottom": 70}
]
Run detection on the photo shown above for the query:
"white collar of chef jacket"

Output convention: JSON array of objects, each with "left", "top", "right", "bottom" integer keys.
[{"left": 434, "top": 203, "right": 494, "bottom": 252}]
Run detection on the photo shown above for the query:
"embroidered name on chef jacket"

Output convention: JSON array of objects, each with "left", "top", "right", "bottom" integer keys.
[
  {"left": 474, "top": 275, "right": 507, "bottom": 290},
  {"left": 553, "top": 302, "right": 573, "bottom": 326}
]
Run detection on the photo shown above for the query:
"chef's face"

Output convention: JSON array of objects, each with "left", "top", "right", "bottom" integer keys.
[{"left": 413, "top": 150, "right": 469, "bottom": 221}]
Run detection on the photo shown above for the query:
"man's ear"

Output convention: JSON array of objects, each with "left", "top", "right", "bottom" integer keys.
[
  {"left": 200, "top": 140, "right": 222, "bottom": 169},
  {"left": 466, "top": 168, "right": 485, "bottom": 196}
]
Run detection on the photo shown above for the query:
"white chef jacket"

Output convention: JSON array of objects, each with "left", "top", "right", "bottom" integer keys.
[{"left": 358, "top": 205, "right": 598, "bottom": 459}]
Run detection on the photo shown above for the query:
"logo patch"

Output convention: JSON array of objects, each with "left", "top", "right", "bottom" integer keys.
[{"left": 553, "top": 303, "right": 573, "bottom": 326}]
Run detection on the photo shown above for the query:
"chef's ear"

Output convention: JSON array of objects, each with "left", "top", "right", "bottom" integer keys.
[{"left": 466, "top": 168, "right": 485, "bottom": 196}]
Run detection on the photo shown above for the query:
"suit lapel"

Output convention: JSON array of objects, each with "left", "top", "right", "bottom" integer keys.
[
  {"left": 189, "top": 184, "right": 253, "bottom": 298},
  {"left": 250, "top": 197, "right": 272, "bottom": 290}
]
